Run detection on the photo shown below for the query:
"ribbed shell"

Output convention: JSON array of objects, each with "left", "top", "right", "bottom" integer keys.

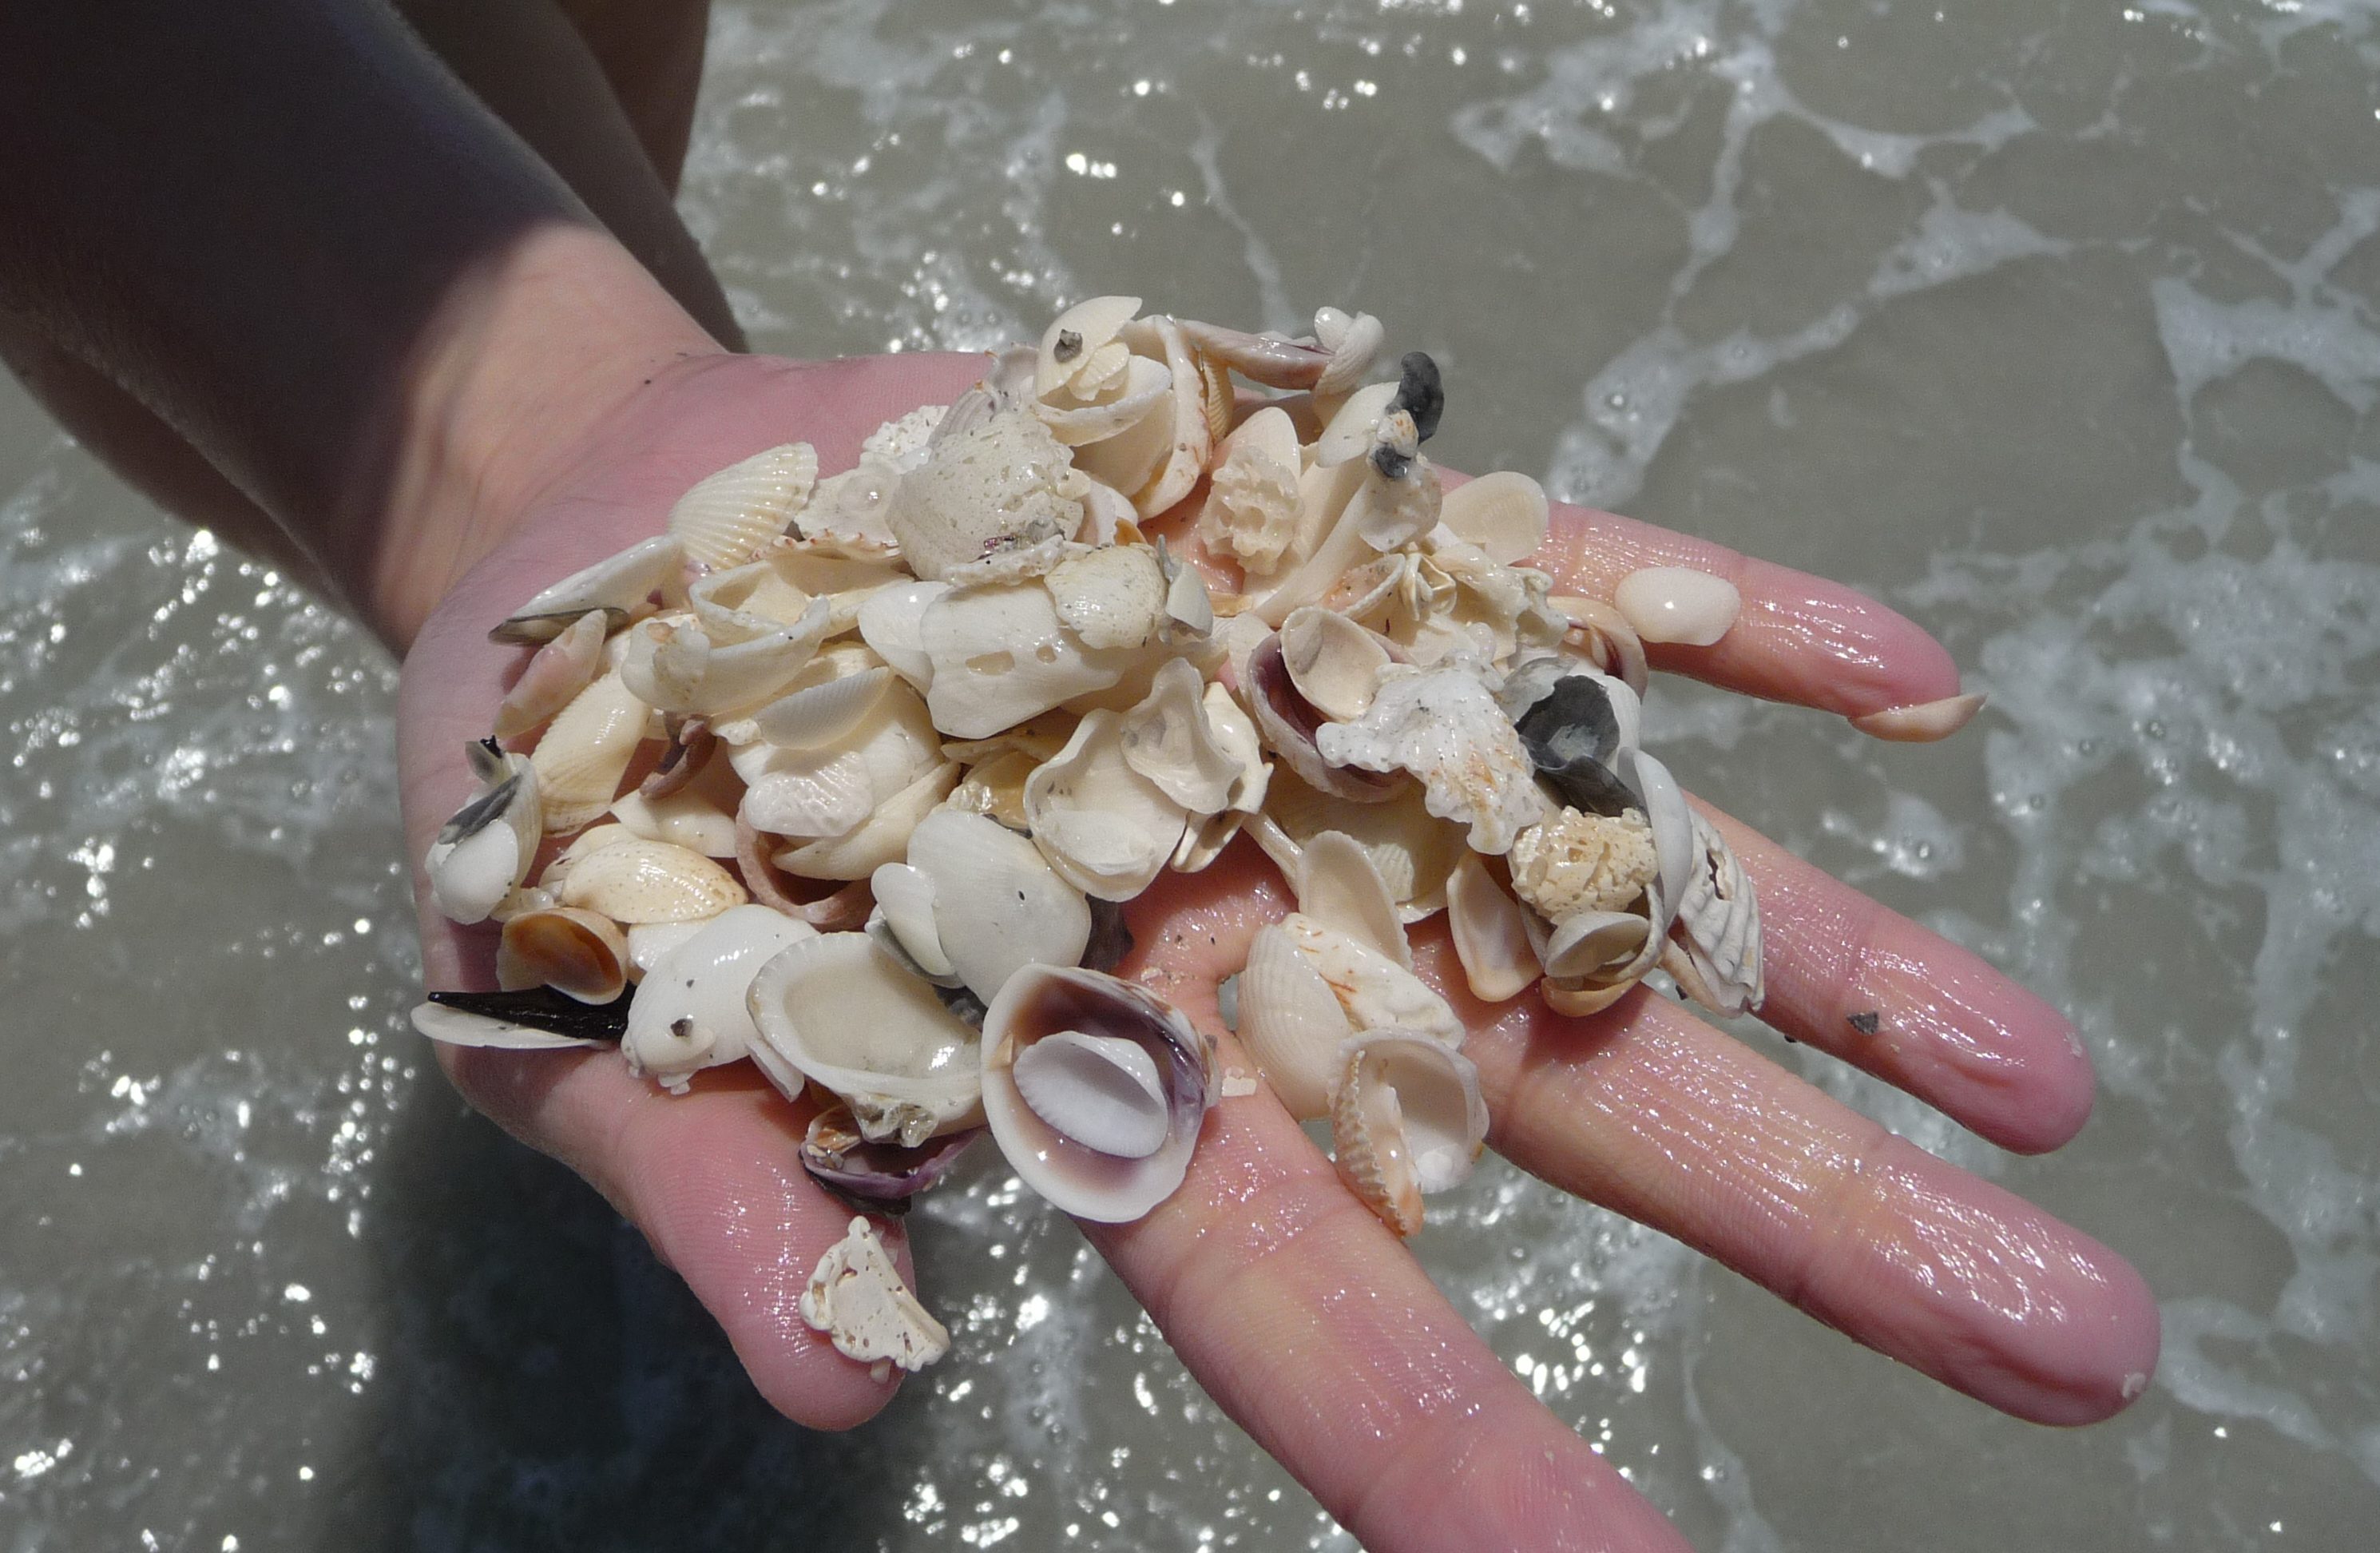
[{"left": 669, "top": 443, "right": 819, "bottom": 571}]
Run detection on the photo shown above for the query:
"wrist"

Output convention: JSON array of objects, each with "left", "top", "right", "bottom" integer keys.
[{"left": 362, "top": 222, "right": 724, "bottom": 648}]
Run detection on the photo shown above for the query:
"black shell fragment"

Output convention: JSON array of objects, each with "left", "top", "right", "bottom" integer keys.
[
  {"left": 1513, "top": 677, "right": 1636, "bottom": 816},
  {"left": 1390, "top": 351, "right": 1444, "bottom": 443},
  {"left": 436, "top": 773, "right": 521, "bottom": 847},
  {"left": 425, "top": 986, "right": 631, "bottom": 1042}
]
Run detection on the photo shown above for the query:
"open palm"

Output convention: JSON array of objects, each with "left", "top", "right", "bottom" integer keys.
[{"left": 399, "top": 349, "right": 2157, "bottom": 1552}]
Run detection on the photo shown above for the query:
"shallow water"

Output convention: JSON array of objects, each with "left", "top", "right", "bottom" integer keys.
[{"left": 4, "top": 0, "right": 2377, "bottom": 1547}]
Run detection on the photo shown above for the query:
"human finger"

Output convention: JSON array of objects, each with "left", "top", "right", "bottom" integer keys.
[
  {"left": 1692, "top": 801, "right": 2094, "bottom": 1154},
  {"left": 1438, "top": 951, "right": 2159, "bottom": 1426},
  {"left": 1100, "top": 864, "right": 1691, "bottom": 1553}
]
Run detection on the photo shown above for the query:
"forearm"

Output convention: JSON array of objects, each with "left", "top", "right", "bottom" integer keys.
[{"left": 0, "top": 0, "right": 719, "bottom": 645}]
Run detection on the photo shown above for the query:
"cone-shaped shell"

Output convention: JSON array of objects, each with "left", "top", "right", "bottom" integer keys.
[
  {"left": 745, "top": 931, "right": 984, "bottom": 1146},
  {"left": 1024, "top": 709, "right": 1190, "bottom": 901},
  {"left": 622, "top": 904, "right": 816, "bottom": 1092},
  {"left": 980, "top": 965, "right": 1213, "bottom": 1223},
  {"left": 670, "top": 443, "right": 818, "bottom": 571},
  {"left": 1234, "top": 923, "right": 1355, "bottom": 1121},
  {"left": 497, "top": 907, "right": 629, "bottom": 1004},
  {"left": 1331, "top": 1031, "right": 1489, "bottom": 1237},
  {"left": 1438, "top": 471, "right": 1549, "bottom": 566},
  {"left": 492, "top": 535, "right": 682, "bottom": 644},
  {"left": 905, "top": 808, "right": 1092, "bottom": 1006},
  {"left": 557, "top": 836, "right": 748, "bottom": 923}
]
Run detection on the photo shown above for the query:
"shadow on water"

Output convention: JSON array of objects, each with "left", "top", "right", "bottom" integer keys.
[{"left": 312, "top": 1081, "right": 923, "bottom": 1551}]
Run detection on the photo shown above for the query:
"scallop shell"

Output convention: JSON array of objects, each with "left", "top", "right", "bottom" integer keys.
[
  {"left": 556, "top": 836, "right": 748, "bottom": 923},
  {"left": 492, "top": 610, "right": 609, "bottom": 740},
  {"left": 1670, "top": 812, "right": 1763, "bottom": 1015},
  {"left": 903, "top": 807, "right": 1093, "bottom": 1006},
  {"left": 1331, "top": 1031, "right": 1489, "bottom": 1238},
  {"left": 669, "top": 443, "right": 818, "bottom": 572},
  {"left": 1314, "top": 665, "right": 1547, "bottom": 854},
  {"left": 529, "top": 669, "right": 652, "bottom": 835},
  {"left": 1311, "top": 306, "right": 1386, "bottom": 397},
  {"left": 491, "top": 535, "right": 683, "bottom": 644},
  {"left": 1025, "top": 709, "right": 1191, "bottom": 902},
  {"left": 1234, "top": 922, "right": 1354, "bottom": 1121},
  {"left": 1445, "top": 852, "right": 1541, "bottom": 1003},
  {"left": 748, "top": 665, "right": 897, "bottom": 751},
  {"left": 621, "top": 904, "right": 817, "bottom": 1092},
  {"left": 745, "top": 931, "right": 984, "bottom": 1146},
  {"left": 885, "top": 407, "right": 1087, "bottom": 582},
  {"left": 979, "top": 965, "right": 1214, "bottom": 1223},
  {"left": 1438, "top": 471, "right": 1549, "bottom": 566},
  {"left": 1118, "top": 658, "right": 1240, "bottom": 815},
  {"left": 424, "top": 742, "right": 541, "bottom": 925},
  {"left": 494, "top": 907, "right": 629, "bottom": 1003}
]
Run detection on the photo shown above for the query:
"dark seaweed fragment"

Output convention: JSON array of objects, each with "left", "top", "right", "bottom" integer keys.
[{"left": 424, "top": 986, "right": 631, "bottom": 1042}]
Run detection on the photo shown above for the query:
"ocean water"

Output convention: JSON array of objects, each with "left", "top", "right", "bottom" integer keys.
[{"left": 3, "top": 0, "right": 2377, "bottom": 1547}]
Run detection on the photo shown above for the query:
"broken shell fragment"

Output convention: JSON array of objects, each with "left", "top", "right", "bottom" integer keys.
[
  {"left": 1279, "top": 606, "right": 1394, "bottom": 722},
  {"left": 622, "top": 904, "right": 816, "bottom": 1091},
  {"left": 1314, "top": 665, "right": 1546, "bottom": 853},
  {"left": 1613, "top": 565, "right": 1740, "bottom": 647},
  {"left": 1244, "top": 633, "right": 1402, "bottom": 804},
  {"left": 904, "top": 808, "right": 1092, "bottom": 1006},
  {"left": 980, "top": 965, "right": 1213, "bottom": 1223},
  {"left": 799, "top": 1216, "right": 950, "bottom": 1375},
  {"left": 492, "top": 535, "right": 682, "bottom": 644},
  {"left": 1331, "top": 1031, "right": 1489, "bottom": 1237},
  {"left": 802, "top": 1109, "right": 982, "bottom": 1202},
  {"left": 557, "top": 836, "right": 749, "bottom": 923},
  {"left": 1849, "top": 692, "right": 1987, "bottom": 742},
  {"left": 1045, "top": 543, "right": 1168, "bottom": 651},
  {"left": 1506, "top": 807, "right": 1659, "bottom": 923},
  {"left": 1118, "top": 658, "right": 1241, "bottom": 815},
  {"left": 1671, "top": 812, "right": 1763, "bottom": 1015},
  {"left": 1446, "top": 852, "right": 1541, "bottom": 1003},
  {"left": 1024, "top": 709, "right": 1190, "bottom": 901},
  {"left": 886, "top": 408, "right": 1085, "bottom": 582},
  {"left": 746, "top": 931, "right": 984, "bottom": 1146},
  {"left": 669, "top": 443, "right": 818, "bottom": 571}
]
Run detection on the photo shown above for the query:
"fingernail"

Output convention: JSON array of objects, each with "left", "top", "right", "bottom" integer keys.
[{"left": 1849, "top": 691, "right": 1985, "bottom": 742}]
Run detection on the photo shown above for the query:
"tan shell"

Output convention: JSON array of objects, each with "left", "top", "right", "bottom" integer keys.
[
  {"left": 1331, "top": 1031, "right": 1489, "bottom": 1238},
  {"left": 1234, "top": 923, "right": 1354, "bottom": 1121},
  {"left": 1438, "top": 471, "right": 1549, "bottom": 566},
  {"left": 669, "top": 443, "right": 818, "bottom": 571},
  {"left": 556, "top": 836, "right": 749, "bottom": 923},
  {"left": 530, "top": 669, "right": 653, "bottom": 835},
  {"left": 1445, "top": 853, "right": 1541, "bottom": 1003},
  {"left": 496, "top": 907, "right": 630, "bottom": 1004},
  {"left": 799, "top": 1217, "right": 950, "bottom": 1377},
  {"left": 1279, "top": 606, "right": 1394, "bottom": 722},
  {"left": 1507, "top": 808, "right": 1660, "bottom": 922}
]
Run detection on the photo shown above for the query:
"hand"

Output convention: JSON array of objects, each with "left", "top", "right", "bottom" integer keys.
[{"left": 399, "top": 351, "right": 2159, "bottom": 1553}]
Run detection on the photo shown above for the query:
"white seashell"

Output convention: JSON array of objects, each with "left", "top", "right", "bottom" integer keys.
[
  {"left": 1312, "top": 380, "right": 1401, "bottom": 468},
  {"left": 1446, "top": 853, "right": 1541, "bottom": 1003},
  {"left": 1077, "top": 476, "right": 1140, "bottom": 546},
  {"left": 1037, "top": 296, "right": 1143, "bottom": 398},
  {"left": 738, "top": 679, "right": 941, "bottom": 839},
  {"left": 487, "top": 884, "right": 557, "bottom": 926},
  {"left": 1534, "top": 908, "right": 1652, "bottom": 980},
  {"left": 885, "top": 408, "right": 1086, "bottom": 582},
  {"left": 1097, "top": 316, "right": 1209, "bottom": 517},
  {"left": 1849, "top": 692, "right": 1987, "bottom": 742},
  {"left": 493, "top": 610, "right": 609, "bottom": 740},
  {"left": 1024, "top": 709, "right": 1190, "bottom": 901},
  {"left": 1036, "top": 355, "right": 1174, "bottom": 445},
  {"left": 1260, "top": 769, "right": 1464, "bottom": 923},
  {"left": 1613, "top": 566, "right": 1740, "bottom": 646},
  {"left": 686, "top": 558, "right": 812, "bottom": 642},
  {"left": 772, "top": 760, "right": 959, "bottom": 881},
  {"left": 1010, "top": 1029, "right": 1170, "bottom": 1158},
  {"left": 799, "top": 1216, "right": 950, "bottom": 1376},
  {"left": 496, "top": 906, "right": 630, "bottom": 1003},
  {"left": 492, "top": 535, "right": 683, "bottom": 643},
  {"left": 1345, "top": 414, "right": 1442, "bottom": 554},
  {"left": 609, "top": 778, "right": 739, "bottom": 859},
  {"left": 1613, "top": 748, "right": 1692, "bottom": 940},
  {"left": 425, "top": 742, "right": 541, "bottom": 925},
  {"left": 1438, "top": 471, "right": 1549, "bottom": 567},
  {"left": 1045, "top": 543, "right": 1168, "bottom": 651},
  {"left": 1279, "top": 606, "right": 1394, "bottom": 722},
  {"left": 1311, "top": 306, "right": 1386, "bottom": 396},
  {"left": 1196, "top": 406, "right": 1305, "bottom": 575},
  {"left": 746, "top": 931, "right": 984, "bottom": 1146},
  {"left": 946, "top": 747, "right": 1038, "bottom": 830},
  {"left": 1280, "top": 912, "right": 1464, "bottom": 1049},
  {"left": 1671, "top": 812, "right": 1763, "bottom": 1015},
  {"left": 1291, "top": 830, "right": 1411, "bottom": 969},
  {"left": 1118, "top": 658, "right": 1241, "bottom": 815},
  {"left": 622, "top": 904, "right": 816, "bottom": 1091},
  {"left": 1331, "top": 1031, "right": 1489, "bottom": 1237},
  {"left": 862, "top": 404, "right": 946, "bottom": 472},
  {"left": 1234, "top": 923, "right": 1355, "bottom": 1121},
  {"left": 918, "top": 582, "right": 1140, "bottom": 739},
  {"left": 1244, "top": 632, "right": 1402, "bottom": 804},
  {"left": 541, "top": 820, "right": 639, "bottom": 886},
  {"left": 407, "top": 1002, "right": 607, "bottom": 1051},
  {"left": 1203, "top": 681, "right": 1269, "bottom": 813},
  {"left": 1156, "top": 540, "right": 1215, "bottom": 645},
  {"left": 904, "top": 808, "right": 1092, "bottom": 1006},
  {"left": 623, "top": 599, "right": 833, "bottom": 717},
  {"left": 800, "top": 461, "right": 903, "bottom": 554},
  {"left": 855, "top": 578, "right": 950, "bottom": 691},
  {"left": 625, "top": 919, "right": 706, "bottom": 978},
  {"left": 1314, "top": 665, "right": 1547, "bottom": 854},
  {"left": 979, "top": 965, "right": 1213, "bottom": 1223},
  {"left": 868, "top": 862, "right": 954, "bottom": 979},
  {"left": 1549, "top": 594, "right": 1649, "bottom": 698},
  {"left": 1505, "top": 807, "right": 1659, "bottom": 923},
  {"left": 530, "top": 669, "right": 652, "bottom": 835},
  {"left": 669, "top": 443, "right": 818, "bottom": 571},
  {"left": 748, "top": 666, "right": 896, "bottom": 750},
  {"left": 557, "top": 836, "right": 748, "bottom": 923}
]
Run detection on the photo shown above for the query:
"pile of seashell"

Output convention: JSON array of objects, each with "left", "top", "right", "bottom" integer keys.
[{"left": 412, "top": 297, "right": 1763, "bottom": 1375}]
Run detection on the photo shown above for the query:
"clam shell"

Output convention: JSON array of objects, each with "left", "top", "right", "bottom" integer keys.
[
  {"left": 772, "top": 759, "right": 959, "bottom": 880},
  {"left": 918, "top": 581, "right": 1140, "bottom": 740},
  {"left": 856, "top": 578, "right": 951, "bottom": 689},
  {"left": 529, "top": 669, "right": 651, "bottom": 835},
  {"left": 799, "top": 460, "right": 902, "bottom": 554},
  {"left": 1533, "top": 908, "right": 1652, "bottom": 980},
  {"left": 1244, "top": 633, "right": 1402, "bottom": 804},
  {"left": 748, "top": 665, "right": 896, "bottom": 750},
  {"left": 1331, "top": 1031, "right": 1489, "bottom": 1237},
  {"left": 492, "top": 610, "right": 609, "bottom": 740},
  {"left": 946, "top": 748, "right": 1037, "bottom": 830},
  {"left": 1613, "top": 565, "right": 1741, "bottom": 647},
  {"left": 557, "top": 836, "right": 748, "bottom": 923},
  {"left": 1011, "top": 1029, "right": 1172, "bottom": 1158},
  {"left": 1118, "top": 658, "right": 1240, "bottom": 815},
  {"left": 1445, "top": 852, "right": 1541, "bottom": 1003},
  {"left": 1550, "top": 594, "right": 1648, "bottom": 698},
  {"left": 904, "top": 808, "right": 1093, "bottom": 1006},
  {"left": 425, "top": 743, "right": 541, "bottom": 925},
  {"left": 669, "top": 443, "right": 818, "bottom": 571},
  {"left": 1234, "top": 923, "right": 1353, "bottom": 1121},
  {"left": 1036, "top": 355, "right": 1174, "bottom": 446},
  {"left": 622, "top": 904, "right": 816, "bottom": 1092},
  {"left": 1280, "top": 912, "right": 1465, "bottom": 1050},
  {"left": 608, "top": 776, "right": 739, "bottom": 859},
  {"left": 746, "top": 931, "right": 985, "bottom": 1146},
  {"left": 1438, "top": 471, "right": 1549, "bottom": 566},
  {"left": 491, "top": 535, "right": 682, "bottom": 644},
  {"left": 496, "top": 906, "right": 629, "bottom": 1004},
  {"left": 1314, "top": 665, "right": 1547, "bottom": 854},
  {"left": 980, "top": 965, "right": 1214, "bottom": 1223},
  {"left": 625, "top": 919, "right": 706, "bottom": 978},
  {"left": 686, "top": 558, "right": 813, "bottom": 642},
  {"left": 1024, "top": 709, "right": 1191, "bottom": 901},
  {"left": 1279, "top": 606, "right": 1394, "bottom": 722}
]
